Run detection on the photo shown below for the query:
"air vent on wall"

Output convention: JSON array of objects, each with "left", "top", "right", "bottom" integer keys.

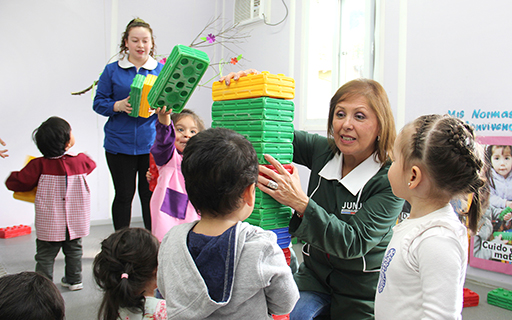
[{"left": 234, "top": 0, "right": 267, "bottom": 26}]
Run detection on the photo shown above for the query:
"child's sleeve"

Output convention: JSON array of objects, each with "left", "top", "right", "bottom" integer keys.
[
  {"left": 5, "top": 159, "right": 42, "bottom": 192},
  {"left": 150, "top": 120, "right": 177, "bottom": 166},
  {"left": 261, "top": 240, "right": 300, "bottom": 316},
  {"left": 78, "top": 153, "right": 97, "bottom": 174}
]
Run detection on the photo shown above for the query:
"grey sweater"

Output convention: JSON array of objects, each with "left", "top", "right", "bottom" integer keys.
[{"left": 157, "top": 221, "right": 299, "bottom": 319}]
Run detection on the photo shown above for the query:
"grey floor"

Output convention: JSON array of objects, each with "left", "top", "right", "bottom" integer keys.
[{"left": 1, "top": 222, "right": 511, "bottom": 320}]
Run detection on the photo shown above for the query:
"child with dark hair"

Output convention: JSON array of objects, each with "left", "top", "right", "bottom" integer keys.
[
  {"left": 374, "top": 114, "right": 485, "bottom": 319},
  {"left": 5, "top": 116, "right": 96, "bottom": 290},
  {"left": 157, "top": 127, "right": 299, "bottom": 319},
  {"left": 149, "top": 107, "right": 205, "bottom": 241},
  {"left": 0, "top": 271, "right": 65, "bottom": 320},
  {"left": 93, "top": 227, "right": 166, "bottom": 320}
]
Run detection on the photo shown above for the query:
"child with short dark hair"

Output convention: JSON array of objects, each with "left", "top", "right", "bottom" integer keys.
[
  {"left": 157, "top": 127, "right": 299, "bottom": 319},
  {"left": 93, "top": 227, "right": 166, "bottom": 320},
  {"left": 5, "top": 116, "right": 96, "bottom": 290},
  {"left": 0, "top": 271, "right": 65, "bottom": 320}
]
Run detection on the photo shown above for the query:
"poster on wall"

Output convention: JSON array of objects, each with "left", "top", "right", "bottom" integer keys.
[{"left": 470, "top": 136, "right": 512, "bottom": 275}]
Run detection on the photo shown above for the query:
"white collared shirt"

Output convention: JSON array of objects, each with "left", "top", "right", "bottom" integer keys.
[
  {"left": 318, "top": 153, "right": 381, "bottom": 196},
  {"left": 118, "top": 55, "right": 159, "bottom": 70}
]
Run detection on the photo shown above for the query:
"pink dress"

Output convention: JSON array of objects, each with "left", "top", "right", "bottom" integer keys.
[{"left": 150, "top": 121, "right": 200, "bottom": 241}]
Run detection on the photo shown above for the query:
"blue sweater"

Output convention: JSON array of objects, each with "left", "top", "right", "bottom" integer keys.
[{"left": 93, "top": 57, "right": 163, "bottom": 155}]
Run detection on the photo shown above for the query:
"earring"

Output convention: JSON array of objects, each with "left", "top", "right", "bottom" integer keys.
[
  {"left": 377, "top": 136, "right": 380, "bottom": 141},
  {"left": 408, "top": 182, "right": 411, "bottom": 186}
]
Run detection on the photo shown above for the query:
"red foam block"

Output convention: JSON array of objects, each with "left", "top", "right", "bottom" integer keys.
[
  {"left": 463, "top": 288, "right": 479, "bottom": 307},
  {"left": 259, "top": 164, "right": 293, "bottom": 180},
  {"left": 273, "top": 314, "right": 290, "bottom": 320},
  {"left": 0, "top": 225, "right": 32, "bottom": 239}
]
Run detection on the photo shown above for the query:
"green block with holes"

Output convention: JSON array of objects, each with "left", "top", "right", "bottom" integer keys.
[
  {"left": 212, "top": 97, "right": 295, "bottom": 122},
  {"left": 211, "top": 120, "right": 294, "bottom": 143},
  {"left": 128, "top": 74, "right": 146, "bottom": 117},
  {"left": 148, "top": 44, "right": 209, "bottom": 113}
]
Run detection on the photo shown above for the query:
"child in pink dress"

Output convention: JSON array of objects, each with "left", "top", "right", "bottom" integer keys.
[{"left": 149, "top": 107, "right": 205, "bottom": 241}]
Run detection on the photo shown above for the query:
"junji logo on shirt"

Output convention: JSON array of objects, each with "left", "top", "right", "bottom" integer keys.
[{"left": 340, "top": 202, "right": 362, "bottom": 215}]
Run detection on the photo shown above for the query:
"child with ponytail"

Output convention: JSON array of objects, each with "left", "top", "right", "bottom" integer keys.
[
  {"left": 93, "top": 228, "right": 166, "bottom": 320},
  {"left": 374, "top": 114, "right": 485, "bottom": 320}
]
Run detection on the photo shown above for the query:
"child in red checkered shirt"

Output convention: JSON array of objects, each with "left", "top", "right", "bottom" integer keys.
[{"left": 6, "top": 116, "right": 96, "bottom": 290}]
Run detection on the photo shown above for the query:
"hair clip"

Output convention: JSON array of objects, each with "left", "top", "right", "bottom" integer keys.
[{"left": 121, "top": 273, "right": 129, "bottom": 279}]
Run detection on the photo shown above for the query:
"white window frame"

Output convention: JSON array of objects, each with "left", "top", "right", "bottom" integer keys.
[{"left": 299, "top": 0, "right": 375, "bottom": 131}]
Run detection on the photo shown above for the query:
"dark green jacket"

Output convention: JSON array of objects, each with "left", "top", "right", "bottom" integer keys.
[{"left": 289, "top": 131, "right": 404, "bottom": 319}]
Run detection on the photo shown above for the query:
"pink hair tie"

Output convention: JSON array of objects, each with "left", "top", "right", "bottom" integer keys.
[{"left": 121, "top": 273, "right": 129, "bottom": 279}]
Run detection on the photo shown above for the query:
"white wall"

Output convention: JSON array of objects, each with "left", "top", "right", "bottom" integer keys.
[
  {"left": 2, "top": 0, "right": 511, "bottom": 228},
  {"left": 0, "top": 0, "right": 217, "bottom": 227},
  {"left": 378, "top": 0, "right": 512, "bottom": 134}
]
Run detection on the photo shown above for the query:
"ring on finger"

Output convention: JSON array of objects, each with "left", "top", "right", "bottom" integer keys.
[{"left": 267, "top": 180, "right": 278, "bottom": 190}]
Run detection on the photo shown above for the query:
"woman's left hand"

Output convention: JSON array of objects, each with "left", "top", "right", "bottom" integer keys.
[
  {"left": 219, "top": 69, "right": 259, "bottom": 86},
  {"left": 257, "top": 154, "right": 309, "bottom": 215}
]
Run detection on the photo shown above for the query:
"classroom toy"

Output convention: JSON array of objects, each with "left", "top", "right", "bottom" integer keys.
[
  {"left": 13, "top": 156, "right": 36, "bottom": 203},
  {"left": 498, "top": 206, "right": 511, "bottom": 220},
  {"left": 492, "top": 232, "right": 512, "bottom": 241},
  {"left": 252, "top": 143, "right": 294, "bottom": 164},
  {"left": 0, "top": 225, "right": 31, "bottom": 239},
  {"left": 139, "top": 74, "right": 158, "bottom": 118},
  {"left": 487, "top": 288, "right": 512, "bottom": 311},
  {"left": 148, "top": 44, "right": 210, "bottom": 113},
  {"left": 212, "top": 97, "right": 295, "bottom": 122},
  {"left": 270, "top": 227, "right": 292, "bottom": 249},
  {"left": 212, "top": 71, "right": 295, "bottom": 101},
  {"left": 282, "top": 247, "right": 291, "bottom": 266},
  {"left": 245, "top": 207, "right": 292, "bottom": 230},
  {"left": 148, "top": 153, "right": 159, "bottom": 192},
  {"left": 463, "top": 288, "right": 479, "bottom": 307},
  {"left": 255, "top": 189, "right": 284, "bottom": 209},
  {"left": 128, "top": 74, "right": 146, "bottom": 117},
  {"left": 272, "top": 314, "right": 290, "bottom": 320},
  {"left": 259, "top": 164, "right": 294, "bottom": 180},
  {"left": 212, "top": 120, "right": 294, "bottom": 144}
]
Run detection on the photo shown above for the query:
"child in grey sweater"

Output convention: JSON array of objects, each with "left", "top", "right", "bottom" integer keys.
[{"left": 157, "top": 127, "right": 299, "bottom": 319}]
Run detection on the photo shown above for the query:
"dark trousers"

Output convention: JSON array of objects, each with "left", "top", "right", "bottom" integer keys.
[
  {"left": 35, "top": 235, "right": 82, "bottom": 283},
  {"left": 106, "top": 151, "right": 152, "bottom": 230}
]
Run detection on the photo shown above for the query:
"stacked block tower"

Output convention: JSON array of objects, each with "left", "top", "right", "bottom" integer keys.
[{"left": 211, "top": 71, "right": 295, "bottom": 282}]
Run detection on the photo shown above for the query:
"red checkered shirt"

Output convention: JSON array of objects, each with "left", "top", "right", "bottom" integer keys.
[{"left": 6, "top": 153, "right": 96, "bottom": 241}]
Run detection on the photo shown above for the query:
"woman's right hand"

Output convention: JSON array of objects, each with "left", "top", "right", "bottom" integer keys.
[
  {"left": 113, "top": 96, "right": 132, "bottom": 113},
  {"left": 257, "top": 154, "right": 309, "bottom": 215}
]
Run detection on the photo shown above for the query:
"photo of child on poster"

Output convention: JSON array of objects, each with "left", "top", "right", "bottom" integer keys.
[{"left": 472, "top": 143, "right": 512, "bottom": 268}]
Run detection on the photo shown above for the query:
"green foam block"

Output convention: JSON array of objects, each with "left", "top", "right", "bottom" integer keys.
[
  {"left": 128, "top": 74, "right": 146, "bottom": 117},
  {"left": 148, "top": 44, "right": 209, "bottom": 113}
]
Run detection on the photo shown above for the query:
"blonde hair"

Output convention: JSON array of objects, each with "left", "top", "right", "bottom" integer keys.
[{"left": 327, "top": 78, "right": 396, "bottom": 164}]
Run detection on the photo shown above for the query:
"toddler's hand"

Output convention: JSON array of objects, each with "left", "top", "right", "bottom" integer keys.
[{"left": 146, "top": 169, "right": 153, "bottom": 182}]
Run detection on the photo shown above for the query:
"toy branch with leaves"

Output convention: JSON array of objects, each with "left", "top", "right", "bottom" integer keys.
[{"left": 71, "top": 15, "right": 250, "bottom": 96}]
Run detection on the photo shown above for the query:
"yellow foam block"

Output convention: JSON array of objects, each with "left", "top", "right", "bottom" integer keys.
[
  {"left": 13, "top": 156, "right": 37, "bottom": 203},
  {"left": 212, "top": 71, "right": 295, "bottom": 101},
  {"left": 13, "top": 188, "right": 37, "bottom": 203},
  {"left": 139, "top": 74, "right": 158, "bottom": 118}
]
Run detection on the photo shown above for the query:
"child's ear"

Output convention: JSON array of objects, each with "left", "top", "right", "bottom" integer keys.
[
  {"left": 242, "top": 183, "right": 256, "bottom": 207},
  {"left": 408, "top": 165, "right": 423, "bottom": 189}
]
